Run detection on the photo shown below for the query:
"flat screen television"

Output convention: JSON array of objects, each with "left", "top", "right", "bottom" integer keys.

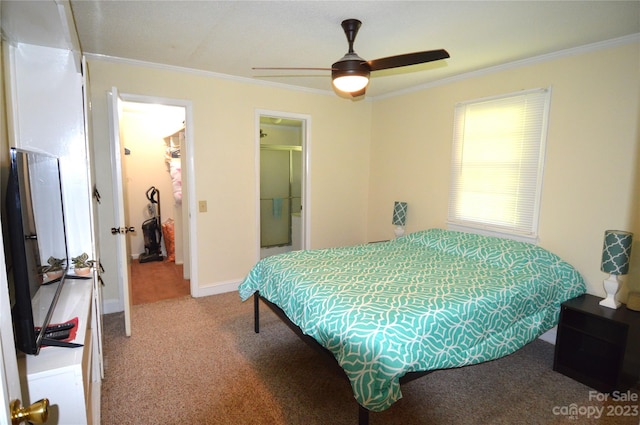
[{"left": 4, "top": 147, "right": 77, "bottom": 354}]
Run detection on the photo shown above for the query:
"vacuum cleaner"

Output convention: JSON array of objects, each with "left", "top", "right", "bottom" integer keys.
[{"left": 139, "top": 186, "right": 164, "bottom": 263}]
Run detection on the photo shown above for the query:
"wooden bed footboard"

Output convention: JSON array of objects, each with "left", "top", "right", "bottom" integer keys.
[{"left": 253, "top": 292, "right": 432, "bottom": 425}]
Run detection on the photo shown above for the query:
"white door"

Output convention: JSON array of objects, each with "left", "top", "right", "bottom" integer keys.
[
  {"left": 1, "top": 230, "right": 51, "bottom": 423},
  {"left": 107, "top": 87, "right": 133, "bottom": 337},
  {"left": 0, "top": 218, "right": 34, "bottom": 425}
]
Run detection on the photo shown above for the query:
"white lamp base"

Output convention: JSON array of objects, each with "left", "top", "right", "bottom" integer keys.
[
  {"left": 599, "top": 274, "right": 621, "bottom": 309},
  {"left": 393, "top": 226, "right": 405, "bottom": 238}
]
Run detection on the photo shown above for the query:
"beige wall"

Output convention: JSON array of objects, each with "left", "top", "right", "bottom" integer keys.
[
  {"left": 89, "top": 40, "right": 639, "bottom": 307},
  {"left": 86, "top": 60, "right": 372, "bottom": 304},
  {"left": 368, "top": 41, "right": 640, "bottom": 299}
]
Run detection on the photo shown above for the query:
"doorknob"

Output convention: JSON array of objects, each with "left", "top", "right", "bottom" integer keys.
[
  {"left": 10, "top": 398, "right": 49, "bottom": 425},
  {"left": 111, "top": 226, "right": 135, "bottom": 235}
]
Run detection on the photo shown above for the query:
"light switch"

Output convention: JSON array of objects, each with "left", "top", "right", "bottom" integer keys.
[{"left": 198, "top": 200, "right": 207, "bottom": 212}]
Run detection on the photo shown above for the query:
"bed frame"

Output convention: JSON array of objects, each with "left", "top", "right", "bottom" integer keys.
[{"left": 253, "top": 292, "right": 432, "bottom": 425}]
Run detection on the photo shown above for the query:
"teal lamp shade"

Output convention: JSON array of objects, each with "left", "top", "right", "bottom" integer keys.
[
  {"left": 392, "top": 202, "right": 408, "bottom": 226},
  {"left": 601, "top": 230, "right": 633, "bottom": 275}
]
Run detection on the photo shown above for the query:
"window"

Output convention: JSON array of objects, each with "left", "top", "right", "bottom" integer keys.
[{"left": 448, "top": 88, "right": 551, "bottom": 243}]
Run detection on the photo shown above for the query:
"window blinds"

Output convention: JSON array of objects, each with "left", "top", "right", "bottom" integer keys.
[{"left": 448, "top": 88, "right": 551, "bottom": 239}]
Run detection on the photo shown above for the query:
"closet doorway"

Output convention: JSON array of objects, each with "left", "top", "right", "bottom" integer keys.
[
  {"left": 120, "top": 101, "right": 191, "bottom": 304},
  {"left": 257, "top": 111, "right": 310, "bottom": 258}
]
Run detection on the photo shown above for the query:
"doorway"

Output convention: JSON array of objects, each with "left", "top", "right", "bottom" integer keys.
[
  {"left": 257, "top": 111, "right": 310, "bottom": 258},
  {"left": 120, "top": 101, "right": 190, "bottom": 304}
]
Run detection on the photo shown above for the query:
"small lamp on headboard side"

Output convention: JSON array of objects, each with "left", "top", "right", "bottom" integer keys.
[
  {"left": 600, "top": 230, "right": 633, "bottom": 309},
  {"left": 392, "top": 201, "right": 408, "bottom": 238}
]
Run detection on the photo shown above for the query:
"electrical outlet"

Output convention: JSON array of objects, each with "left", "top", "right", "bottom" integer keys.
[{"left": 198, "top": 200, "right": 207, "bottom": 213}]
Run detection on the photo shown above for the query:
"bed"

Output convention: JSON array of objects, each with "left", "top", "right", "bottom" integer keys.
[{"left": 238, "top": 228, "right": 586, "bottom": 423}]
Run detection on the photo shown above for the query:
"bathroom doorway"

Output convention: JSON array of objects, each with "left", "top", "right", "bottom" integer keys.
[{"left": 257, "top": 111, "right": 310, "bottom": 258}]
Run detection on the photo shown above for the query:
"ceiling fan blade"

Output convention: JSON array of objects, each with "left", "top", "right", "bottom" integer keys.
[
  {"left": 252, "top": 67, "right": 333, "bottom": 71},
  {"left": 368, "top": 49, "right": 450, "bottom": 71}
]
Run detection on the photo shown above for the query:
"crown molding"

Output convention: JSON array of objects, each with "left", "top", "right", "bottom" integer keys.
[
  {"left": 83, "top": 52, "right": 335, "bottom": 97},
  {"left": 373, "top": 33, "right": 640, "bottom": 101},
  {"left": 84, "top": 33, "right": 639, "bottom": 103}
]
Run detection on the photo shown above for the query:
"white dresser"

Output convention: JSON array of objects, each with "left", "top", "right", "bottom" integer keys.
[
  {"left": 18, "top": 277, "right": 101, "bottom": 425},
  {"left": 19, "top": 279, "right": 102, "bottom": 425}
]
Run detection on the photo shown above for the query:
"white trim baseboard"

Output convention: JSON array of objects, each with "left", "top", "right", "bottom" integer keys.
[
  {"left": 101, "top": 279, "right": 241, "bottom": 313},
  {"left": 192, "top": 279, "right": 241, "bottom": 298},
  {"left": 538, "top": 326, "right": 557, "bottom": 345}
]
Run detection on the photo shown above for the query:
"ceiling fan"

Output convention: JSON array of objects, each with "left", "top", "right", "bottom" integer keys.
[{"left": 253, "top": 19, "right": 450, "bottom": 98}]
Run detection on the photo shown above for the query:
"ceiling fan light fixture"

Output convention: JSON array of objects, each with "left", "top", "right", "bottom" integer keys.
[
  {"left": 333, "top": 75, "right": 369, "bottom": 93},
  {"left": 255, "top": 19, "right": 450, "bottom": 98},
  {"left": 331, "top": 55, "right": 370, "bottom": 93}
]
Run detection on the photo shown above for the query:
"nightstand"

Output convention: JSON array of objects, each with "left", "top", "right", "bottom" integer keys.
[{"left": 553, "top": 294, "right": 640, "bottom": 393}]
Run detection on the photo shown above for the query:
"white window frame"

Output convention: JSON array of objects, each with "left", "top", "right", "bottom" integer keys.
[{"left": 447, "top": 87, "right": 552, "bottom": 244}]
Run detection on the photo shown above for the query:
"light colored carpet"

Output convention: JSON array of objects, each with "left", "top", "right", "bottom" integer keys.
[{"left": 100, "top": 292, "right": 639, "bottom": 424}]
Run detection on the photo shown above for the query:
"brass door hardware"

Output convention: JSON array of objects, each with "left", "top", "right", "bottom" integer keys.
[{"left": 10, "top": 398, "right": 49, "bottom": 425}]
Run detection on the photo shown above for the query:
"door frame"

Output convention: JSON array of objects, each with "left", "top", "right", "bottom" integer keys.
[
  {"left": 113, "top": 92, "right": 198, "bottom": 297},
  {"left": 0, "top": 217, "right": 21, "bottom": 424},
  {"left": 255, "top": 109, "right": 311, "bottom": 259}
]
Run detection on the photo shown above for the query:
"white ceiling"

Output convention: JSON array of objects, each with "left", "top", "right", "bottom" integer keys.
[{"left": 12, "top": 1, "right": 640, "bottom": 98}]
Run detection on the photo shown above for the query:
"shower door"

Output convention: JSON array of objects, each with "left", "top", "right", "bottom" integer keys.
[
  {"left": 260, "top": 147, "right": 292, "bottom": 247},
  {"left": 257, "top": 110, "right": 308, "bottom": 256}
]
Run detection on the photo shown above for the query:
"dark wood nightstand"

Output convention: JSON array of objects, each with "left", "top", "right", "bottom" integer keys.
[{"left": 554, "top": 294, "right": 640, "bottom": 393}]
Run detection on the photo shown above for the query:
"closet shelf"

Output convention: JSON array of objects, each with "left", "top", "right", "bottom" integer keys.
[{"left": 164, "top": 127, "right": 184, "bottom": 168}]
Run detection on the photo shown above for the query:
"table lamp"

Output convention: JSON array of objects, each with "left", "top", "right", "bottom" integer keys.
[{"left": 600, "top": 230, "right": 633, "bottom": 309}]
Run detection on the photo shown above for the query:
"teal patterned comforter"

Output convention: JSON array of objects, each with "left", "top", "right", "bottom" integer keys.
[{"left": 239, "top": 229, "right": 586, "bottom": 412}]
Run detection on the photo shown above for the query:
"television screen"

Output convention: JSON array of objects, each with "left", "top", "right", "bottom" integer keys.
[{"left": 5, "top": 147, "right": 69, "bottom": 354}]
